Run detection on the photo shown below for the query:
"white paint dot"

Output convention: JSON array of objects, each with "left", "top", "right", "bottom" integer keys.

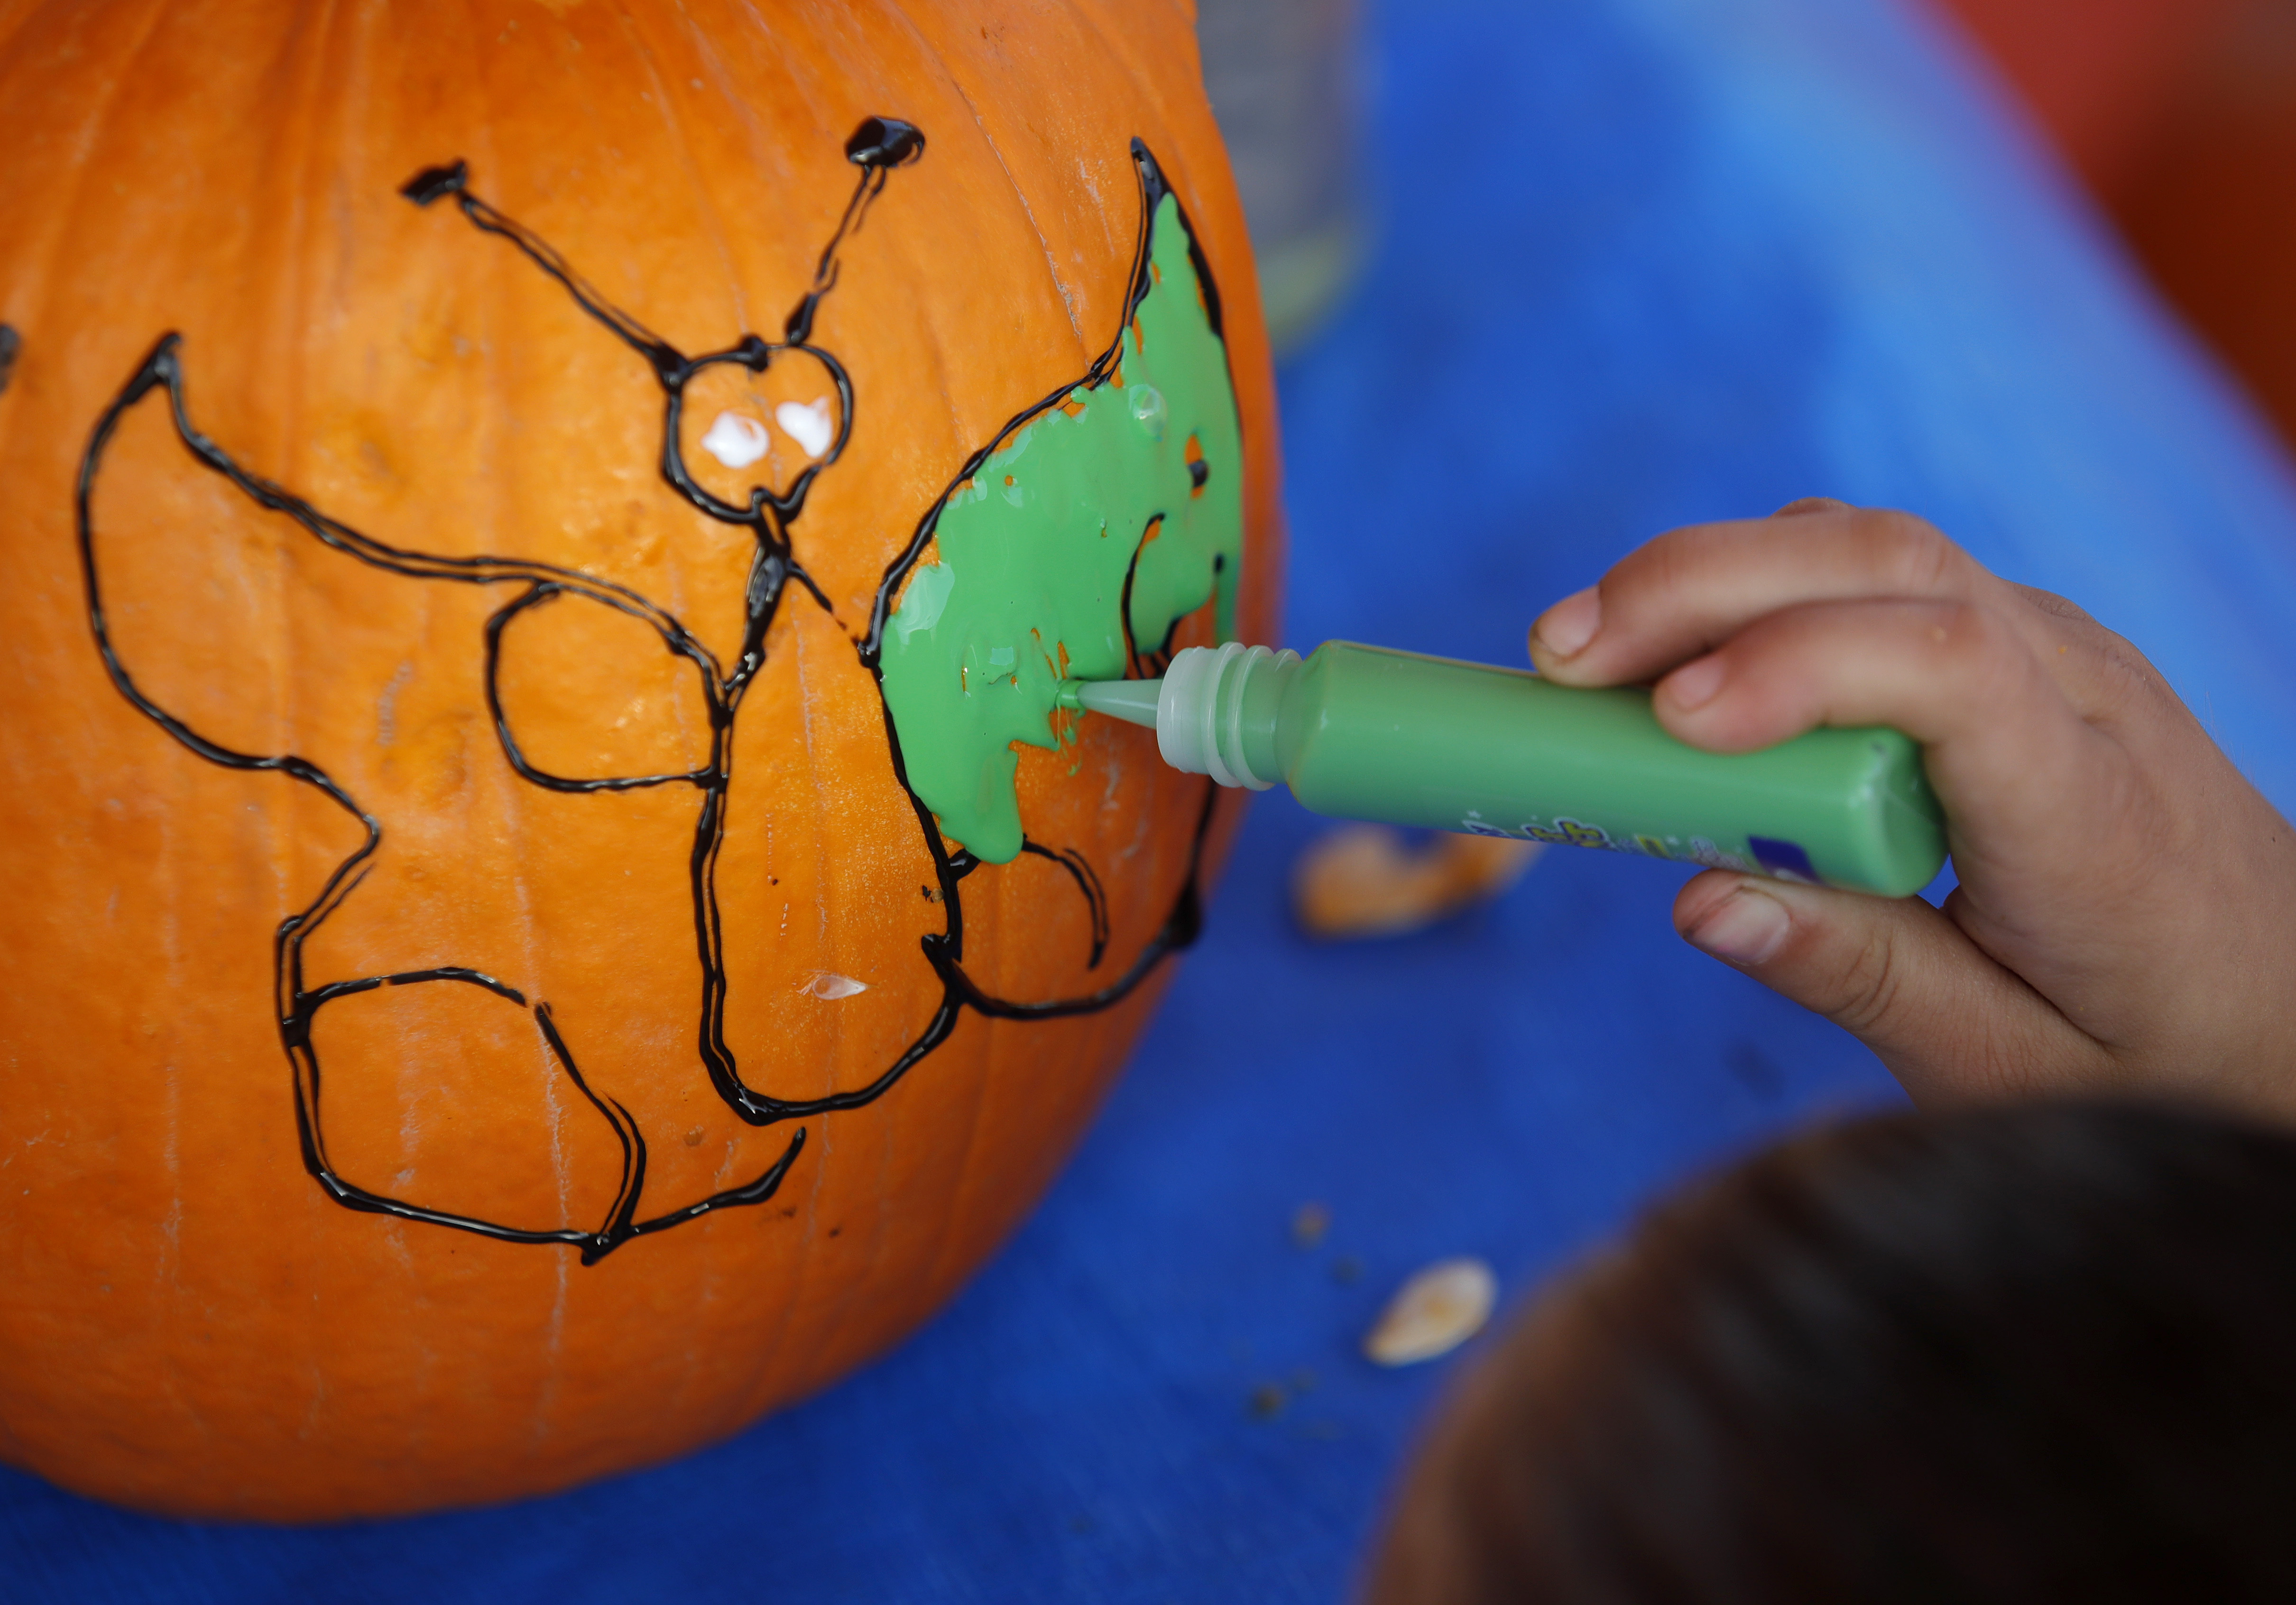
[
  {"left": 776, "top": 397, "right": 835, "bottom": 459},
  {"left": 799, "top": 971, "right": 868, "bottom": 1001},
  {"left": 700, "top": 411, "right": 769, "bottom": 469}
]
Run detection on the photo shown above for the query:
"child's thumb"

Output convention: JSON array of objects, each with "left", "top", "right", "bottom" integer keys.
[{"left": 1672, "top": 870, "right": 2100, "bottom": 1104}]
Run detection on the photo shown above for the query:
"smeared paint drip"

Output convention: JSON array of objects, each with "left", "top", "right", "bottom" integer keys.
[
  {"left": 1365, "top": 1257, "right": 1497, "bottom": 1365},
  {"left": 700, "top": 410, "right": 770, "bottom": 470},
  {"left": 776, "top": 397, "right": 834, "bottom": 458},
  {"left": 799, "top": 971, "right": 869, "bottom": 1000},
  {"left": 875, "top": 171, "right": 1245, "bottom": 864}
]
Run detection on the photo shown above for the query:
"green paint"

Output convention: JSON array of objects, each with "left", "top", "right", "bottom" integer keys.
[
  {"left": 877, "top": 189, "right": 1245, "bottom": 864},
  {"left": 1083, "top": 641, "right": 1948, "bottom": 899}
]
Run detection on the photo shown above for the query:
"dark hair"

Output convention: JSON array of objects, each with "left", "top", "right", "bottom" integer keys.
[{"left": 1365, "top": 1101, "right": 2296, "bottom": 1604}]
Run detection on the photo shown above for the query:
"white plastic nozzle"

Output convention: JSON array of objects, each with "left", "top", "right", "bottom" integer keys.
[
  {"left": 1060, "top": 645, "right": 1298, "bottom": 790},
  {"left": 1071, "top": 677, "right": 1162, "bottom": 729},
  {"left": 1156, "top": 643, "right": 1296, "bottom": 790}
]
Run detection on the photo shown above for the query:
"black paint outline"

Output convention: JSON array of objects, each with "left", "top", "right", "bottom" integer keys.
[{"left": 74, "top": 122, "right": 1235, "bottom": 1261}]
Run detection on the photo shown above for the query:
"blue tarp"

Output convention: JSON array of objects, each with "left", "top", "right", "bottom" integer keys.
[{"left": 13, "top": 0, "right": 2296, "bottom": 1598}]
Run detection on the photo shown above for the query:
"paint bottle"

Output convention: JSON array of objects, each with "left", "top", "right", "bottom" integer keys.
[{"left": 1057, "top": 640, "right": 1946, "bottom": 897}]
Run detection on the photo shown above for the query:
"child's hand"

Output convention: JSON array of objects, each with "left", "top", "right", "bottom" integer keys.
[{"left": 1530, "top": 500, "right": 2296, "bottom": 1117}]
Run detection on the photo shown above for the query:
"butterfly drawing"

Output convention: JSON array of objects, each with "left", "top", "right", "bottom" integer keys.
[{"left": 74, "top": 117, "right": 1246, "bottom": 1261}]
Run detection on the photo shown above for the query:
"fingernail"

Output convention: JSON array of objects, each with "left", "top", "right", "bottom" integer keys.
[
  {"left": 1664, "top": 655, "right": 1726, "bottom": 711},
  {"left": 1685, "top": 886, "right": 1790, "bottom": 966},
  {"left": 1534, "top": 588, "right": 1601, "bottom": 659},
  {"left": 1772, "top": 496, "right": 1849, "bottom": 518}
]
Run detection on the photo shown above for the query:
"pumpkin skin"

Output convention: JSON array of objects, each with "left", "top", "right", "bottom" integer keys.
[{"left": 0, "top": 0, "right": 1278, "bottom": 1521}]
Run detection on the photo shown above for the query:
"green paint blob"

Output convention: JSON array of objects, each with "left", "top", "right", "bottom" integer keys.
[{"left": 877, "top": 189, "right": 1245, "bottom": 864}]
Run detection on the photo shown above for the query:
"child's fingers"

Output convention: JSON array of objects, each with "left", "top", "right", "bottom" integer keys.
[
  {"left": 1530, "top": 506, "right": 2010, "bottom": 687},
  {"left": 1673, "top": 871, "right": 2112, "bottom": 1104},
  {"left": 2003, "top": 590, "right": 2188, "bottom": 729},
  {"left": 1526, "top": 507, "right": 2134, "bottom": 711},
  {"left": 1647, "top": 595, "right": 2114, "bottom": 849},
  {"left": 1530, "top": 500, "right": 2179, "bottom": 814},
  {"left": 1650, "top": 596, "right": 2062, "bottom": 749},
  {"left": 1649, "top": 595, "right": 2148, "bottom": 915}
]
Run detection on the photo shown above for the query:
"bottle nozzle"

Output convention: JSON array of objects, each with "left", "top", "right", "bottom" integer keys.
[
  {"left": 1056, "top": 676, "right": 1162, "bottom": 729},
  {"left": 1062, "top": 644, "right": 1300, "bottom": 791}
]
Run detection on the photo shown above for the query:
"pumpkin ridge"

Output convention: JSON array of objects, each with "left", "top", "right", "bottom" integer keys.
[
  {"left": 608, "top": 4, "right": 761, "bottom": 345},
  {"left": 4, "top": 0, "right": 172, "bottom": 362}
]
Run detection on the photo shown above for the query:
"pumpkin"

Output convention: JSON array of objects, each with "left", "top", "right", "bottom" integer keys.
[{"left": 0, "top": 0, "right": 1277, "bottom": 1519}]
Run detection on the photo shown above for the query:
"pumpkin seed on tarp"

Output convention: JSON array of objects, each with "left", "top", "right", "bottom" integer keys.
[
  {"left": 1293, "top": 825, "right": 1541, "bottom": 940},
  {"left": 1364, "top": 1256, "right": 1498, "bottom": 1366}
]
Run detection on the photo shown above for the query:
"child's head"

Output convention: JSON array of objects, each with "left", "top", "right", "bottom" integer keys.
[{"left": 1366, "top": 1100, "right": 2296, "bottom": 1603}]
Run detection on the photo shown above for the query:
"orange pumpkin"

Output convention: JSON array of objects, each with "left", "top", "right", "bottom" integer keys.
[{"left": 0, "top": 0, "right": 1277, "bottom": 1519}]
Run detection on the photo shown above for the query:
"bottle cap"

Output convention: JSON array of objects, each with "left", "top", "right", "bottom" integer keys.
[{"left": 1157, "top": 643, "right": 1291, "bottom": 790}]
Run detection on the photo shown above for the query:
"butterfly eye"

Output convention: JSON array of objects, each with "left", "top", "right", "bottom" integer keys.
[
  {"left": 700, "top": 411, "right": 769, "bottom": 470},
  {"left": 775, "top": 397, "right": 835, "bottom": 459},
  {"left": 676, "top": 350, "right": 845, "bottom": 510}
]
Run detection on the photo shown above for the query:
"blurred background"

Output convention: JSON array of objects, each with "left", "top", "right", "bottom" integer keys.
[
  {"left": 1208, "top": 0, "right": 2296, "bottom": 444},
  {"left": 1942, "top": 0, "right": 2296, "bottom": 446}
]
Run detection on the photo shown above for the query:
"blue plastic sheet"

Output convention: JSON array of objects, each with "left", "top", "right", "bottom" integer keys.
[{"left": 13, "top": 0, "right": 2296, "bottom": 1598}]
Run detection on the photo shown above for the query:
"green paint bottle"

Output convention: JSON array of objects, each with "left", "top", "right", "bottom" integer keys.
[{"left": 1058, "top": 641, "right": 1947, "bottom": 897}]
